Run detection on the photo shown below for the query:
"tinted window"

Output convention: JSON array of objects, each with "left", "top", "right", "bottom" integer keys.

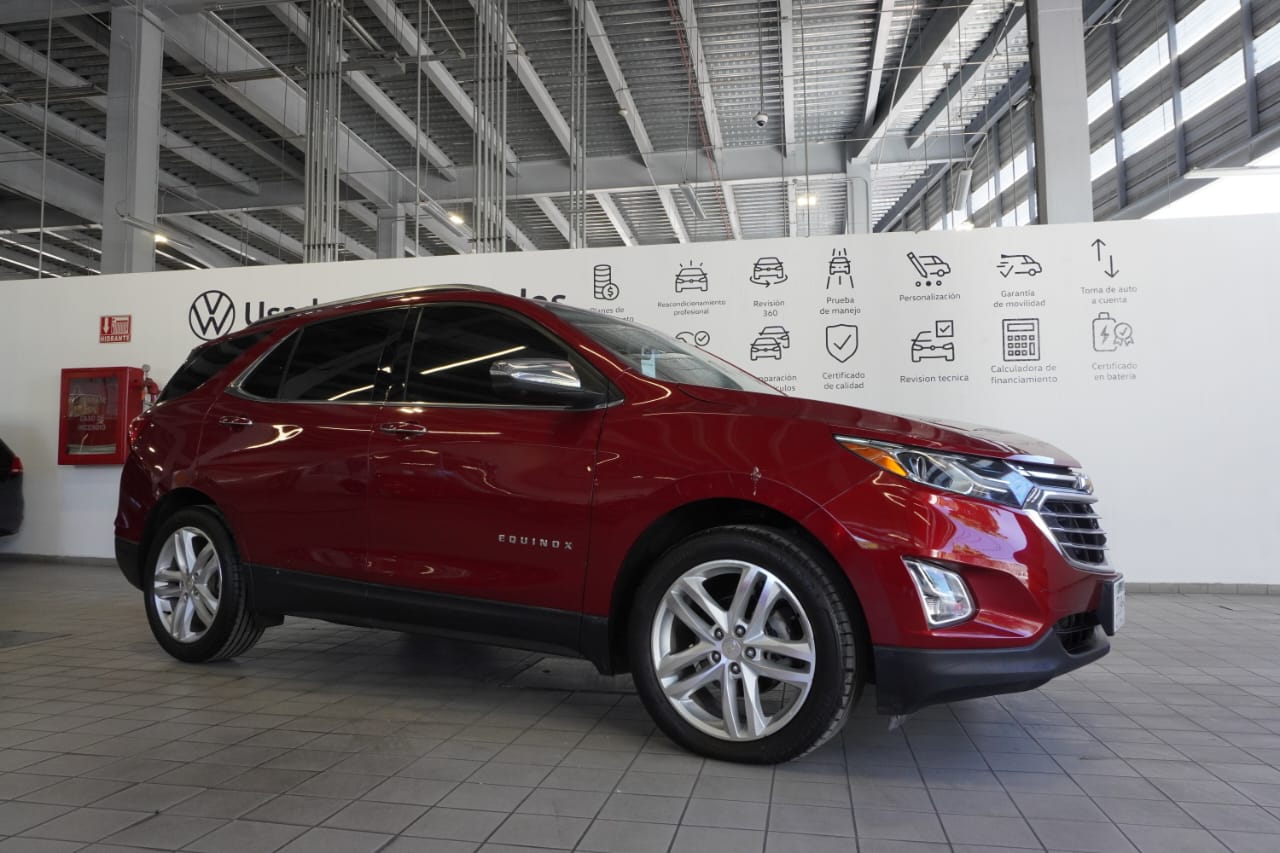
[
  {"left": 403, "top": 305, "right": 589, "bottom": 405},
  {"left": 160, "top": 331, "right": 269, "bottom": 402},
  {"left": 258, "top": 310, "right": 405, "bottom": 403},
  {"left": 545, "top": 304, "right": 780, "bottom": 395}
]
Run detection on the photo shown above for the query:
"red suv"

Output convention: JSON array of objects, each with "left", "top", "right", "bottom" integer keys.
[{"left": 115, "top": 285, "right": 1123, "bottom": 763}]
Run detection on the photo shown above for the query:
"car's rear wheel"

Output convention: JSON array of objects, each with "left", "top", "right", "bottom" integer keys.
[
  {"left": 144, "top": 507, "right": 263, "bottom": 663},
  {"left": 629, "top": 525, "right": 865, "bottom": 763}
]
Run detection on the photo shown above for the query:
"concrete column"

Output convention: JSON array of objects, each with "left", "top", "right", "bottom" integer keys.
[
  {"left": 845, "top": 160, "right": 872, "bottom": 234},
  {"left": 1028, "top": 0, "right": 1093, "bottom": 223},
  {"left": 101, "top": 5, "right": 164, "bottom": 273},
  {"left": 376, "top": 206, "right": 405, "bottom": 258}
]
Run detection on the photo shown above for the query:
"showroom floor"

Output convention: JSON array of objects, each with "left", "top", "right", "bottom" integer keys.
[{"left": 0, "top": 563, "right": 1278, "bottom": 853}]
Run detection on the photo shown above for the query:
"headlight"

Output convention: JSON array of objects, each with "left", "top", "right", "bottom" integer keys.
[{"left": 837, "top": 436, "right": 1035, "bottom": 509}]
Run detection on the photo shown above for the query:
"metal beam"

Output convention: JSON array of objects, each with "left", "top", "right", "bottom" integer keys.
[
  {"left": 0, "top": 234, "right": 99, "bottom": 274},
  {"left": 0, "top": 92, "right": 201, "bottom": 199},
  {"left": 278, "top": 206, "right": 375, "bottom": 260},
  {"left": 58, "top": 16, "right": 307, "bottom": 183},
  {"left": 504, "top": 220, "right": 538, "bottom": 252},
  {"left": 877, "top": 162, "right": 949, "bottom": 231},
  {"left": 862, "top": 0, "right": 897, "bottom": 126},
  {"left": 1028, "top": 0, "right": 1092, "bottom": 222},
  {"left": 721, "top": 185, "right": 742, "bottom": 239},
  {"left": 583, "top": 0, "right": 653, "bottom": 157},
  {"left": 161, "top": 214, "right": 284, "bottom": 264},
  {"left": 466, "top": 0, "right": 572, "bottom": 155},
  {"left": 786, "top": 180, "right": 798, "bottom": 237},
  {"left": 674, "top": 0, "right": 725, "bottom": 155},
  {"left": 0, "top": 28, "right": 259, "bottom": 195},
  {"left": 156, "top": 224, "right": 244, "bottom": 268},
  {"left": 593, "top": 193, "right": 635, "bottom": 246},
  {"left": 657, "top": 187, "right": 690, "bottom": 243},
  {"left": 906, "top": 5, "right": 1026, "bottom": 147},
  {"left": 779, "top": 0, "right": 796, "bottom": 156},
  {"left": 850, "top": 0, "right": 984, "bottom": 159},
  {"left": 362, "top": 0, "right": 519, "bottom": 173},
  {"left": 0, "top": 134, "right": 103, "bottom": 222},
  {"left": 534, "top": 195, "right": 572, "bottom": 243},
  {"left": 102, "top": 5, "right": 165, "bottom": 273},
  {"left": 268, "top": 2, "right": 455, "bottom": 180}
]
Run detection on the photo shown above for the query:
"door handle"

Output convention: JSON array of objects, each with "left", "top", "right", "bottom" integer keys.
[
  {"left": 218, "top": 416, "right": 253, "bottom": 427},
  {"left": 379, "top": 421, "right": 428, "bottom": 436}
]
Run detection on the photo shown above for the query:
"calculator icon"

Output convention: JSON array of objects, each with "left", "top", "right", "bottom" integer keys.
[{"left": 1002, "top": 318, "right": 1040, "bottom": 361}]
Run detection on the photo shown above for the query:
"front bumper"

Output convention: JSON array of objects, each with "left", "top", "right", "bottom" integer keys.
[{"left": 872, "top": 622, "right": 1110, "bottom": 715}]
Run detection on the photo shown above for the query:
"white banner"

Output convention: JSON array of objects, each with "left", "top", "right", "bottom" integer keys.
[{"left": 1, "top": 214, "right": 1275, "bottom": 584}]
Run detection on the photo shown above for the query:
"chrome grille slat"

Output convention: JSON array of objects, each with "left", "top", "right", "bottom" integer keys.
[{"left": 1020, "top": 464, "right": 1109, "bottom": 570}]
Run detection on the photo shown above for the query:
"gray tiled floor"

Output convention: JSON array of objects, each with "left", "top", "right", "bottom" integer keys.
[{"left": 2, "top": 562, "right": 1279, "bottom": 852}]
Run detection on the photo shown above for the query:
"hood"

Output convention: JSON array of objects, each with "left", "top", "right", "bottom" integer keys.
[{"left": 674, "top": 385, "right": 1078, "bottom": 467}]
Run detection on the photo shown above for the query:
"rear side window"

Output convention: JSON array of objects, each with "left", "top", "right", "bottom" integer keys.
[
  {"left": 240, "top": 309, "right": 406, "bottom": 403},
  {"left": 160, "top": 332, "right": 268, "bottom": 402}
]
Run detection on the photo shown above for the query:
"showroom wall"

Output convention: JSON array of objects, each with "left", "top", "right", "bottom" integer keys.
[{"left": 0, "top": 214, "right": 1275, "bottom": 584}]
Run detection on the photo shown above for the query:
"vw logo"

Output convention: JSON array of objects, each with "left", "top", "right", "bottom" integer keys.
[{"left": 189, "top": 290, "right": 236, "bottom": 340}]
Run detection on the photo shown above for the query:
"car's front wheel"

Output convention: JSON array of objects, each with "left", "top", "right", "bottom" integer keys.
[
  {"left": 629, "top": 525, "right": 865, "bottom": 763},
  {"left": 143, "top": 506, "right": 263, "bottom": 663}
]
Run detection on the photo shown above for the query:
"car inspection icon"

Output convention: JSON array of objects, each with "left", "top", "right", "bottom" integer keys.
[
  {"left": 674, "top": 262, "right": 709, "bottom": 293},
  {"left": 750, "top": 256, "right": 787, "bottom": 286}
]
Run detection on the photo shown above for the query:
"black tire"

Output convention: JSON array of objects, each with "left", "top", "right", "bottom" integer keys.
[
  {"left": 629, "top": 525, "right": 866, "bottom": 763},
  {"left": 143, "top": 506, "right": 263, "bottom": 663}
]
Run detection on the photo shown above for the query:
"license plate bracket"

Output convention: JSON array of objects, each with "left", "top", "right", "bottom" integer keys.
[{"left": 1099, "top": 577, "right": 1125, "bottom": 636}]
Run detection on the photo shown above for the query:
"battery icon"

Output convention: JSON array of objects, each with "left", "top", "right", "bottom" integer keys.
[{"left": 1093, "top": 312, "right": 1117, "bottom": 352}]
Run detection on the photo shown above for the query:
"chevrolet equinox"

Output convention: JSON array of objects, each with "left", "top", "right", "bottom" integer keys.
[{"left": 115, "top": 285, "right": 1123, "bottom": 763}]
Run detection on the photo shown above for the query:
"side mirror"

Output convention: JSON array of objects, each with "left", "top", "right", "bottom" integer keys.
[{"left": 490, "top": 358, "right": 605, "bottom": 407}]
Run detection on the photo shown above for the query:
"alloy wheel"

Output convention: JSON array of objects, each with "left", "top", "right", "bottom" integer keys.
[
  {"left": 650, "top": 559, "right": 816, "bottom": 741},
  {"left": 151, "top": 526, "right": 222, "bottom": 643}
]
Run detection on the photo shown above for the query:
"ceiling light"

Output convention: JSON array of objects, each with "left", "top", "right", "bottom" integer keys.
[
  {"left": 796, "top": 194, "right": 818, "bottom": 207},
  {"left": 448, "top": 213, "right": 464, "bottom": 224},
  {"left": 153, "top": 234, "right": 168, "bottom": 244}
]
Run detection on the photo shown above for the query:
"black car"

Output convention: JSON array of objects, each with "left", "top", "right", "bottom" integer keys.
[{"left": 0, "top": 436, "right": 23, "bottom": 536}]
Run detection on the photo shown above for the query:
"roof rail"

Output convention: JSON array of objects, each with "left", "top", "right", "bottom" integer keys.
[{"left": 247, "top": 284, "right": 499, "bottom": 326}]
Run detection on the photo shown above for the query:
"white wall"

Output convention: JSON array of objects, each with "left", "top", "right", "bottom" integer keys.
[{"left": 1, "top": 215, "right": 1275, "bottom": 583}]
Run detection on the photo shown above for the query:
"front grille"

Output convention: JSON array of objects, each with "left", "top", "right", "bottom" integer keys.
[
  {"left": 1013, "top": 463, "right": 1109, "bottom": 570},
  {"left": 1055, "top": 612, "right": 1099, "bottom": 654}
]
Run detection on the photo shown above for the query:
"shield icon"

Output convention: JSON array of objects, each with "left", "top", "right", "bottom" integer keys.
[{"left": 825, "top": 324, "right": 859, "bottom": 363}]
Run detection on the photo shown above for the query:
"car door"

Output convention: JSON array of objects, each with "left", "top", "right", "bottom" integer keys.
[
  {"left": 199, "top": 308, "right": 409, "bottom": 578},
  {"left": 366, "top": 303, "right": 608, "bottom": 613}
]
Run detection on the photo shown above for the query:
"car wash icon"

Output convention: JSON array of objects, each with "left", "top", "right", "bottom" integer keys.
[
  {"left": 997, "top": 253, "right": 1042, "bottom": 277},
  {"left": 908, "top": 251, "right": 950, "bottom": 287},
  {"left": 1092, "top": 312, "right": 1134, "bottom": 352},
  {"left": 749, "top": 326, "right": 790, "bottom": 361},
  {"left": 592, "top": 264, "right": 620, "bottom": 300},
  {"left": 674, "top": 262, "right": 708, "bottom": 293},
  {"left": 911, "top": 319, "right": 955, "bottom": 363},
  {"left": 675, "top": 330, "right": 711, "bottom": 347},
  {"left": 827, "top": 249, "right": 852, "bottom": 289},
  {"left": 750, "top": 256, "right": 787, "bottom": 287}
]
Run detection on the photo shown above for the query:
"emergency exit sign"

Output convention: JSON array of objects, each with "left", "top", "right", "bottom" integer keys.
[{"left": 100, "top": 315, "right": 132, "bottom": 343}]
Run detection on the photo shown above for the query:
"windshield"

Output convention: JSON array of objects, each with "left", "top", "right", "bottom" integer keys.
[{"left": 545, "top": 304, "right": 781, "bottom": 395}]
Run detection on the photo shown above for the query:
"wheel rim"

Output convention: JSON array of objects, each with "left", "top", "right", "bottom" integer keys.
[
  {"left": 152, "top": 526, "right": 222, "bottom": 643},
  {"left": 651, "top": 559, "right": 816, "bottom": 742}
]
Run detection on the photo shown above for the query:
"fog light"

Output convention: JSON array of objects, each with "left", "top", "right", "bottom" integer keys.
[{"left": 903, "top": 559, "right": 974, "bottom": 627}]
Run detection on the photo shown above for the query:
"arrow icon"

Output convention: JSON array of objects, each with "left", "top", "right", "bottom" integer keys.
[
  {"left": 1092, "top": 238, "right": 1106, "bottom": 262},
  {"left": 102, "top": 316, "right": 111, "bottom": 335},
  {"left": 1104, "top": 256, "right": 1119, "bottom": 278}
]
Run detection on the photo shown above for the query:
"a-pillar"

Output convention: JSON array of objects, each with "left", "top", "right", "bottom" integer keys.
[
  {"left": 1028, "top": 0, "right": 1093, "bottom": 223},
  {"left": 377, "top": 206, "right": 406, "bottom": 258},
  {"left": 102, "top": 4, "right": 164, "bottom": 273}
]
